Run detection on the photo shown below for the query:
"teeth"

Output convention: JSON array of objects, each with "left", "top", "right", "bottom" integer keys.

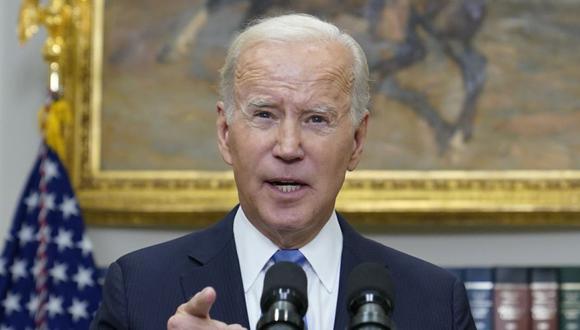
[{"left": 274, "top": 184, "right": 301, "bottom": 193}]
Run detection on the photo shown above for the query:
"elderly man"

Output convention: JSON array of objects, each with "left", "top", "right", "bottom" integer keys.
[{"left": 91, "top": 14, "right": 475, "bottom": 330}]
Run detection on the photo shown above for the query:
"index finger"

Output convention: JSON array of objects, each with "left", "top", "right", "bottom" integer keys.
[{"left": 177, "top": 287, "right": 217, "bottom": 318}]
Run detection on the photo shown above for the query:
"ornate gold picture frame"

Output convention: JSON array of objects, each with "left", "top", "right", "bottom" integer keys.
[{"left": 40, "top": 0, "right": 580, "bottom": 228}]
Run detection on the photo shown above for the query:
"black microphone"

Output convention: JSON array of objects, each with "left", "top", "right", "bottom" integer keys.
[
  {"left": 347, "top": 262, "right": 395, "bottom": 330},
  {"left": 257, "top": 261, "right": 308, "bottom": 330}
]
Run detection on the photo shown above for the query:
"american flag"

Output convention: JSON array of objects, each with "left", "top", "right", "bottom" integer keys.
[{"left": 0, "top": 144, "right": 101, "bottom": 329}]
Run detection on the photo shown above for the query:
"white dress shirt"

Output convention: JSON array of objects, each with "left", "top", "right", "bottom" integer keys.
[{"left": 233, "top": 207, "right": 343, "bottom": 330}]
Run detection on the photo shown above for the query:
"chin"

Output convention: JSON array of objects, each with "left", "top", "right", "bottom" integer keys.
[{"left": 259, "top": 204, "right": 303, "bottom": 224}]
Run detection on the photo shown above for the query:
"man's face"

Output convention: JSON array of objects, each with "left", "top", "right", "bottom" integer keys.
[{"left": 216, "top": 40, "right": 368, "bottom": 248}]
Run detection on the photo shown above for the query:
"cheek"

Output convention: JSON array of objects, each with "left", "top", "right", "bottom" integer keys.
[
  {"left": 230, "top": 130, "right": 270, "bottom": 167},
  {"left": 311, "top": 134, "right": 354, "bottom": 165}
]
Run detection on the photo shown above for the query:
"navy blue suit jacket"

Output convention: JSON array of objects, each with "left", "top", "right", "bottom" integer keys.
[{"left": 91, "top": 207, "right": 475, "bottom": 329}]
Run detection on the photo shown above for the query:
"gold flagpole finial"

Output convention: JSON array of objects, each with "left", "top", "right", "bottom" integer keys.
[
  {"left": 18, "top": 0, "right": 74, "bottom": 161},
  {"left": 18, "top": 0, "right": 41, "bottom": 44}
]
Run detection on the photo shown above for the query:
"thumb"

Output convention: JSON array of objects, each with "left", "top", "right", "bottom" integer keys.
[{"left": 178, "top": 287, "right": 217, "bottom": 318}]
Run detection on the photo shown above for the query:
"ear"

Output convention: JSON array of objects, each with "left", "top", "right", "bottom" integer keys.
[
  {"left": 347, "top": 112, "right": 369, "bottom": 171},
  {"left": 216, "top": 101, "right": 233, "bottom": 165}
]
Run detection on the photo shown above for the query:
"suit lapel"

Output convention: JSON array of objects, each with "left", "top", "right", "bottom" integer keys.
[
  {"left": 179, "top": 207, "right": 250, "bottom": 328},
  {"left": 333, "top": 214, "right": 389, "bottom": 330},
  {"left": 334, "top": 239, "right": 361, "bottom": 330}
]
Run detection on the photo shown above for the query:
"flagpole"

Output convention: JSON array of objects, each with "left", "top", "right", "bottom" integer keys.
[{"left": 18, "top": 0, "right": 81, "bottom": 162}]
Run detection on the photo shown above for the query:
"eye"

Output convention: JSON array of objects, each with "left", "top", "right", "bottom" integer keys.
[
  {"left": 254, "top": 111, "right": 273, "bottom": 119},
  {"left": 307, "top": 115, "right": 328, "bottom": 124}
]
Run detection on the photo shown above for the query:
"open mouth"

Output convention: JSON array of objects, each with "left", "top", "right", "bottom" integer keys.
[{"left": 267, "top": 180, "right": 305, "bottom": 193}]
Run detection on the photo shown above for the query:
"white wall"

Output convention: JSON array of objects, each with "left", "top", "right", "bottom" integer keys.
[
  {"left": 2, "top": 1, "right": 580, "bottom": 270},
  {"left": 1, "top": 0, "right": 44, "bottom": 245}
]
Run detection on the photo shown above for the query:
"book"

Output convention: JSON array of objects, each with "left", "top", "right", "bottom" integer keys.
[
  {"left": 531, "top": 268, "right": 559, "bottom": 330},
  {"left": 465, "top": 268, "right": 494, "bottom": 330},
  {"left": 560, "top": 267, "right": 580, "bottom": 330},
  {"left": 494, "top": 267, "right": 531, "bottom": 330}
]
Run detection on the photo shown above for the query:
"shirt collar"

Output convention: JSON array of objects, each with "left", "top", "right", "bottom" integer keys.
[
  {"left": 300, "top": 211, "right": 342, "bottom": 293},
  {"left": 234, "top": 207, "right": 279, "bottom": 293},
  {"left": 233, "top": 207, "right": 343, "bottom": 294}
]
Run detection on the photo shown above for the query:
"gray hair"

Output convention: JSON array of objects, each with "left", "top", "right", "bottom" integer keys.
[{"left": 219, "top": 14, "right": 370, "bottom": 124}]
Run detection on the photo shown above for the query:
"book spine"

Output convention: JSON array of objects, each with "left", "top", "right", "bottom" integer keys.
[
  {"left": 560, "top": 267, "right": 580, "bottom": 330},
  {"left": 531, "top": 268, "right": 559, "bottom": 330},
  {"left": 465, "top": 268, "right": 494, "bottom": 330},
  {"left": 494, "top": 268, "right": 531, "bottom": 330}
]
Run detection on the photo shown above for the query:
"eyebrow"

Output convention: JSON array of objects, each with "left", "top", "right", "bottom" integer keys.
[
  {"left": 244, "top": 99, "right": 340, "bottom": 116},
  {"left": 308, "top": 105, "right": 338, "bottom": 115},
  {"left": 246, "top": 98, "right": 275, "bottom": 108}
]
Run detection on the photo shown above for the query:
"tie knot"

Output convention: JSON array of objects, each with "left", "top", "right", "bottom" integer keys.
[{"left": 272, "top": 249, "right": 306, "bottom": 265}]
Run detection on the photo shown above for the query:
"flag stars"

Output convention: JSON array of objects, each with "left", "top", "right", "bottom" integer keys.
[
  {"left": 54, "top": 229, "right": 73, "bottom": 251},
  {"left": 59, "top": 196, "right": 79, "bottom": 220},
  {"left": 24, "top": 191, "right": 39, "bottom": 213},
  {"left": 46, "top": 295, "right": 64, "bottom": 317},
  {"left": 77, "top": 236, "right": 93, "bottom": 256},
  {"left": 49, "top": 262, "right": 68, "bottom": 284},
  {"left": 68, "top": 299, "right": 89, "bottom": 322},
  {"left": 41, "top": 159, "right": 59, "bottom": 182},
  {"left": 10, "top": 258, "right": 28, "bottom": 282},
  {"left": 25, "top": 294, "right": 40, "bottom": 316},
  {"left": 3, "top": 150, "right": 101, "bottom": 327},
  {"left": 73, "top": 266, "right": 94, "bottom": 290},
  {"left": 2, "top": 292, "right": 21, "bottom": 315},
  {"left": 17, "top": 224, "right": 35, "bottom": 246}
]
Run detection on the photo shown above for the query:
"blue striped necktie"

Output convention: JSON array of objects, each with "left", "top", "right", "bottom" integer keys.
[{"left": 272, "top": 249, "right": 306, "bottom": 265}]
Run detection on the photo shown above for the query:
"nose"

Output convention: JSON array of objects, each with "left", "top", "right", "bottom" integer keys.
[{"left": 272, "top": 120, "right": 304, "bottom": 162}]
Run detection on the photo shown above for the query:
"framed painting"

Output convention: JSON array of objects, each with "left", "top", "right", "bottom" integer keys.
[{"left": 58, "top": 0, "right": 580, "bottom": 228}]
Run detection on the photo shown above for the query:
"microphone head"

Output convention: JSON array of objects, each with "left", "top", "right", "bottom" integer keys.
[
  {"left": 346, "top": 262, "right": 395, "bottom": 316},
  {"left": 260, "top": 261, "right": 308, "bottom": 316}
]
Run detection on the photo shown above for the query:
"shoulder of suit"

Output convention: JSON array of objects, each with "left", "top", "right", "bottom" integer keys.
[
  {"left": 349, "top": 233, "right": 456, "bottom": 283},
  {"left": 114, "top": 211, "right": 235, "bottom": 270}
]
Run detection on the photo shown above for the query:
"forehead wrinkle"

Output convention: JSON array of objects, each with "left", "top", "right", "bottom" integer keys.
[
  {"left": 234, "top": 65, "right": 269, "bottom": 88},
  {"left": 236, "top": 76, "right": 351, "bottom": 118},
  {"left": 318, "top": 65, "right": 354, "bottom": 98},
  {"left": 235, "top": 66, "right": 303, "bottom": 94},
  {"left": 235, "top": 50, "right": 352, "bottom": 91},
  {"left": 233, "top": 41, "right": 354, "bottom": 113},
  {"left": 286, "top": 57, "right": 354, "bottom": 101}
]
